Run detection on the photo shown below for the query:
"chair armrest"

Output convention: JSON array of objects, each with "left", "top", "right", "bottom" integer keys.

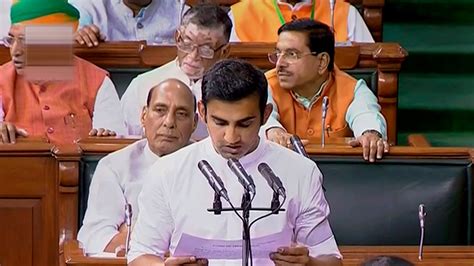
[{"left": 407, "top": 134, "right": 431, "bottom": 147}]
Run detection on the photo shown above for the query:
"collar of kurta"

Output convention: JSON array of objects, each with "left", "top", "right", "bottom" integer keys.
[
  {"left": 278, "top": 0, "right": 313, "bottom": 7},
  {"left": 115, "top": 0, "right": 154, "bottom": 18},
  {"left": 202, "top": 136, "right": 268, "bottom": 168},
  {"left": 144, "top": 139, "right": 160, "bottom": 163}
]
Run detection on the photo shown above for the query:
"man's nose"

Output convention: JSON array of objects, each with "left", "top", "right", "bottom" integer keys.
[{"left": 224, "top": 126, "right": 240, "bottom": 144}]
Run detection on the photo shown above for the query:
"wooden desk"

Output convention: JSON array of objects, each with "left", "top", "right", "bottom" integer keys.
[
  {"left": 64, "top": 240, "right": 474, "bottom": 266},
  {"left": 341, "top": 246, "right": 474, "bottom": 265},
  {"left": 64, "top": 240, "right": 125, "bottom": 266}
]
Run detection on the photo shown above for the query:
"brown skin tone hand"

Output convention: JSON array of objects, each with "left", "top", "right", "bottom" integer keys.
[
  {"left": 89, "top": 128, "right": 117, "bottom": 137},
  {"left": 266, "top": 127, "right": 309, "bottom": 149},
  {"left": 348, "top": 131, "right": 389, "bottom": 162},
  {"left": 0, "top": 122, "right": 28, "bottom": 144},
  {"left": 74, "top": 24, "right": 104, "bottom": 47}
]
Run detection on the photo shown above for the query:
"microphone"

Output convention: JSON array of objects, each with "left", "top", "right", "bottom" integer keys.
[
  {"left": 198, "top": 160, "right": 230, "bottom": 202},
  {"left": 418, "top": 204, "right": 426, "bottom": 261},
  {"left": 290, "top": 135, "right": 309, "bottom": 158},
  {"left": 227, "top": 158, "right": 256, "bottom": 195},
  {"left": 258, "top": 163, "right": 286, "bottom": 198},
  {"left": 329, "top": 0, "right": 336, "bottom": 31},
  {"left": 321, "top": 96, "right": 329, "bottom": 147},
  {"left": 124, "top": 203, "right": 132, "bottom": 253}
]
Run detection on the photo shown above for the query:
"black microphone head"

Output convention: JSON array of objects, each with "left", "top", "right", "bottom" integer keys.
[
  {"left": 198, "top": 160, "right": 216, "bottom": 186},
  {"left": 198, "top": 160, "right": 229, "bottom": 201},
  {"left": 418, "top": 204, "right": 426, "bottom": 227},
  {"left": 322, "top": 96, "right": 329, "bottom": 107},
  {"left": 290, "top": 135, "right": 309, "bottom": 158},
  {"left": 227, "top": 158, "right": 256, "bottom": 194},
  {"left": 258, "top": 162, "right": 286, "bottom": 198}
]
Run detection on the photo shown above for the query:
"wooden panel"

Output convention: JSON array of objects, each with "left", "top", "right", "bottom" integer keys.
[
  {"left": 0, "top": 199, "right": 39, "bottom": 266},
  {"left": 0, "top": 143, "right": 59, "bottom": 266}
]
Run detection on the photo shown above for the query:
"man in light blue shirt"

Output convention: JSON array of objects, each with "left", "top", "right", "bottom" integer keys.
[
  {"left": 266, "top": 18, "right": 389, "bottom": 162},
  {"left": 71, "top": 0, "right": 186, "bottom": 46}
]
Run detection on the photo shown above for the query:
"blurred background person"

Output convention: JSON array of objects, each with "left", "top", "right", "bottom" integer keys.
[
  {"left": 0, "top": 0, "right": 126, "bottom": 144},
  {"left": 71, "top": 0, "right": 187, "bottom": 47}
]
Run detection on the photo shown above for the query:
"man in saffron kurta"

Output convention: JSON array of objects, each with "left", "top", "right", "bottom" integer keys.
[
  {"left": 267, "top": 19, "right": 388, "bottom": 162},
  {"left": 0, "top": 0, "right": 125, "bottom": 144},
  {"left": 229, "top": 0, "right": 374, "bottom": 43}
]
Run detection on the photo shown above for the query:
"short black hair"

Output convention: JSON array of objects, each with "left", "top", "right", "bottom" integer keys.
[
  {"left": 146, "top": 83, "right": 197, "bottom": 112},
  {"left": 181, "top": 4, "right": 232, "bottom": 42},
  {"left": 201, "top": 59, "right": 268, "bottom": 121},
  {"left": 362, "top": 256, "right": 414, "bottom": 266},
  {"left": 278, "top": 18, "right": 335, "bottom": 71}
]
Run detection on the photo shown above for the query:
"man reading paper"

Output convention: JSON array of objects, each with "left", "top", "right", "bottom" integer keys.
[{"left": 128, "top": 59, "right": 342, "bottom": 266}]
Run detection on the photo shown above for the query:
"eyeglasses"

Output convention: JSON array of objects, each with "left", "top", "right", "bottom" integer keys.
[
  {"left": 1, "top": 36, "right": 24, "bottom": 48},
  {"left": 268, "top": 50, "right": 318, "bottom": 64},
  {"left": 176, "top": 33, "right": 226, "bottom": 59}
]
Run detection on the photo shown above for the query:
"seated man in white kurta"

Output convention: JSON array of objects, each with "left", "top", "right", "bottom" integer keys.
[
  {"left": 77, "top": 79, "right": 197, "bottom": 254},
  {"left": 128, "top": 59, "right": 342, "bottom": 265}
]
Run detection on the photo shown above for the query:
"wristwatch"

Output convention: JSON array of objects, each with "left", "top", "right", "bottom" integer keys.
[{"left": 362, "top": 129, "right": 383, "bottom": 139}]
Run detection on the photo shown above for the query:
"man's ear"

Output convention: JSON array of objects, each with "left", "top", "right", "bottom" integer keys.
[
  {"left": 192, "top": 113, "right": 199, "bottom": 132},
  {"left": 174, "top": 29, "right": 180, "bottom": 43},
  {"left": 220, "top": 43, "right": 231, "bottom": 59},
  {"left": 262, "top": 103, "right": 273, "bottom": 125},
  {"left": 140, "top": 106, "right": 148, "bottom": 126},
  {"left": 197, "top": 100, "right": 207, "bottom": 123},
  {"left": 317, "top": 52, "right": 330, "bottom": 74}
]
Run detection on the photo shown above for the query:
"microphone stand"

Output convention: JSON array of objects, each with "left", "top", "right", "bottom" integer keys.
[
  {"left": 207, "top": 193, "right": 285, "bottom": 266},
  {"left": 213, "top": 192, "right": 223, "bottom": 215},
  {"left": 321, "top": 97, "right": 329, "bottom": 148},
  {"left": 241, "top": 192, "right": 251, "bottom": 266}
]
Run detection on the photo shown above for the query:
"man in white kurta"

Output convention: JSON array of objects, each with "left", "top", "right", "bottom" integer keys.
[
  {"left": 129, "top": 137, "right": 341, "bottom": 265},
  {"left": 120, "top": 4, "right": 283, "bottom": 141},
  {"left": 78, "top": 78, "right": 198, "bottom": 254},
  {"left": 129, "top": 59, "right": 341, "bottom": 265},
  {"left": 77, "top": 138, "right": 157, "bottom": 253}
]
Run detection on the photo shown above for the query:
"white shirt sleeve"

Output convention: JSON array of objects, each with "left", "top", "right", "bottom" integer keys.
[
  {"left": 120, "top": 77, "right": 145, "bottom": 136},
  {"left": 297, "top": 165, "right": 342, "bottom": 258},
  {"left": 77, "top": 160, "right": 126, "bottom": 254},
  {"left": 128, "top": 166, "right": 172, "bottom": 263},
  {"left": 347, "top": 5, "right": 374, "bottom": 43},
  {"left": 345, "top": 79, "right": 387, "bottom": 138},
  {"left": 92, "top": 76, "right": 127, "bottom": 135},
  {"left": 227, "top": 10, "right": 241, "bottom": 42},
  {"left": 260, "top": 85, "right": 285, "bottom": 137}
]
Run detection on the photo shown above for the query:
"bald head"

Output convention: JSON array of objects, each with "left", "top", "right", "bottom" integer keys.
[
  {"left": 141, "top": 78, "right": 197, "bottom": 156},
  {"left": 146, "top": 79, "right": 196, "bottom": 112}
]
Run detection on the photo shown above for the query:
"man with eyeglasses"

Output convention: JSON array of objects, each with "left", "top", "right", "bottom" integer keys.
[
  {"left": 121, "top": 4, "right": 284, "bottom": 143},
  {"left": 266, "top": 18, "right": 388, "bottom": 162},
  {"left": 0, "top": 0, "right": 126, "bottom": 144}
]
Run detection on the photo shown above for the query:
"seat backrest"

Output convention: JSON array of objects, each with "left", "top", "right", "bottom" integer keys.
[
  {"left": 345, "top": 68, "right": 378, "bottom": 95},
  {"left": 311, "top": 154, "right": 473, "bottom": 245},
  {"left": 78, "top": 155, "right": 105, "bottom": 227},
  {"left": 108, "top": 68, "right": 151, "bottom": 98}
]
